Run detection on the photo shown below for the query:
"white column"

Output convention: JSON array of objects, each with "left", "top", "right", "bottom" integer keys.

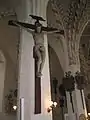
[
  {"left": 34, "top": 0, "right": 52, "bottom": 118},
  {"left": 18, "top": 30, "right": 34, "bottom": 120},
  {"left": 17, "top": 0, "right": 52, "bottom": 120},
  {"left": 31, "top": 34, "right": 52, "bottom": 120},
  {"left": 41, "top": 34, "right": 52, "bottom": 115},
  {"left": 18, "top": 26, "right": 52, "bottom": 120}
]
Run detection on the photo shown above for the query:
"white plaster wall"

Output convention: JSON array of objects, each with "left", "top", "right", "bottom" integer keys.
[
  {"left": 17, "top": 1, "right": 52, "bottom": 120},
  {"left": 18, "top": 30, "right": 52, "bottom": 120},
  {"left": 0, "top": 17, "right": 20, "bottom": 120},
  {"left": 18, "top": 29, "right": 34, "bottom": 120},
  {"left": 0, "top": 18, "right": 20, "bottom": 98}
]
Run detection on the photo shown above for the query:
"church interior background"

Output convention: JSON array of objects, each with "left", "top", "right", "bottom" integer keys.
[{"left": 0, "top": 0, "right": 90, "bottom": 120}]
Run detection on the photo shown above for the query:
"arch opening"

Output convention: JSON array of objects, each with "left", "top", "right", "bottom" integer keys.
[
  {"left": 47, "top": 1, "right": 68, "bottom": 119},
  {"left": 46, "top": 0, "right": 68, "bottom": 72}
]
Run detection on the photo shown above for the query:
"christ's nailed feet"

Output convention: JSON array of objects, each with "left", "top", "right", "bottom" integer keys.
[{"left": 36, "top": 72, "right": 42, "bottom": 78}]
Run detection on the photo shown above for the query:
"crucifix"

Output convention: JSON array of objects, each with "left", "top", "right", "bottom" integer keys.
[{"left": 8, "top": 15, "right": 64, "bottom": 114}]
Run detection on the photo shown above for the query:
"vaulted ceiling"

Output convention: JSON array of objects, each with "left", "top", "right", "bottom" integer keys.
[{"left": 0, "top": 0, "right": 21, "bottom": 8}]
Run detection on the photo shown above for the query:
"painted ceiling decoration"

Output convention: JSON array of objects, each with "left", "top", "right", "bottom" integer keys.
[
  {"left": 48, "top": 0, "right": 87, "bottom": 30},
  {"left": 64, "top": 0, "right": 87, "bottom": 65},
  {"left": 64, "top": 0, "right": 87, "bottom": 29},
  {"left": 47, "top": 0, "right": 64, "bottom": 30},
  {"left": 47, "top": 0, "right": 88, "bottom": 65}
]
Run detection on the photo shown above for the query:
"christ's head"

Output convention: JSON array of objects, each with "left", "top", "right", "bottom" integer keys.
[{"left": 35, "top": 21, "right": 42, "bottom": 33}]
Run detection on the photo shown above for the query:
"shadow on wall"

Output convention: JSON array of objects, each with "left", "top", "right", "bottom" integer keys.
[
  {"left": 48, "top": 45, "right": 64, "bottom": 120},
  {"left": 48, "top": 45, "right": 64, "bottom": 85}
]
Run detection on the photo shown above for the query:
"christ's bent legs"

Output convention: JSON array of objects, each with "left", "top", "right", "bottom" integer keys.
[
  {"left": 34, "top": 45, "right": 46, "bottom": 77},
  {"left": 39, "top": 49, "right": 46, "bottom": 75},
  {"left": 35, "top": 50, "right": 42, "bottom": 77}
]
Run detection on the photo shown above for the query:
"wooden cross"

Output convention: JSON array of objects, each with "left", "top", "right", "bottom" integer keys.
[{"left": 8, "top": 15, "right": 64, "bottom": 114}]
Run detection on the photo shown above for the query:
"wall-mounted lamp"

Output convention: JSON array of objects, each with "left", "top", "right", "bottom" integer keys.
[
  {"left": 88, "top": 113, "right": 90, "bottom": 116},
  {"left": 86, "top": 113, "right": 90, "bottom": 120},
  {"left": 5, "top": 89, "right": 17, "bottom": 114},
  {"left": 88, "top": 113, "right": 90, "bottom": 120},
  {"left": 13, "top": 105, "right": 17, "bottom": 111},
  {"left": 47, "top": 101, "right": 57, "bottom": 113}
]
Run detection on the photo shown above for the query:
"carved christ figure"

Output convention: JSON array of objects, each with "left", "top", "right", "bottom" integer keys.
[
  {"left": 33, "top": 21, "right": 45, "bottom": 77},
  {"left": 12, "top": 21, "right": 63, "bottom": 78},
  {"left": 9, "top": 15, "right": 64, "bottom": 78}
]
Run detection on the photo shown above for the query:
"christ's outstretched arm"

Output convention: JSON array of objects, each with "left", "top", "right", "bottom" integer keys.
[{"left": 12, "top": 21, "right": 34, "bottom": 34}]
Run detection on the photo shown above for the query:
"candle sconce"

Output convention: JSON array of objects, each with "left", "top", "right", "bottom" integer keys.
[
  {"left": 5, "top": 89, "right": 17, "bottom": 114},
  {"left": 87, "top": 113, "right": 90, "bottom": 120},
  {"left": 47, "top": 101, "right": 57, "bottom": 113}
]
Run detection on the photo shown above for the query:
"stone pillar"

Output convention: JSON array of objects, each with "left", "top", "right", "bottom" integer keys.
[
  {"left": 17, "top": 0, "right": 52, "bottom": 120},
  {"left": 66, "top": 65, "right": 87, "bottom": 120},
  {"left": 18, "top": 26, "right": 52, "bottom": 120},
  {"left": 18, "top": 29, "right": 34, "bottom": 120}
]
